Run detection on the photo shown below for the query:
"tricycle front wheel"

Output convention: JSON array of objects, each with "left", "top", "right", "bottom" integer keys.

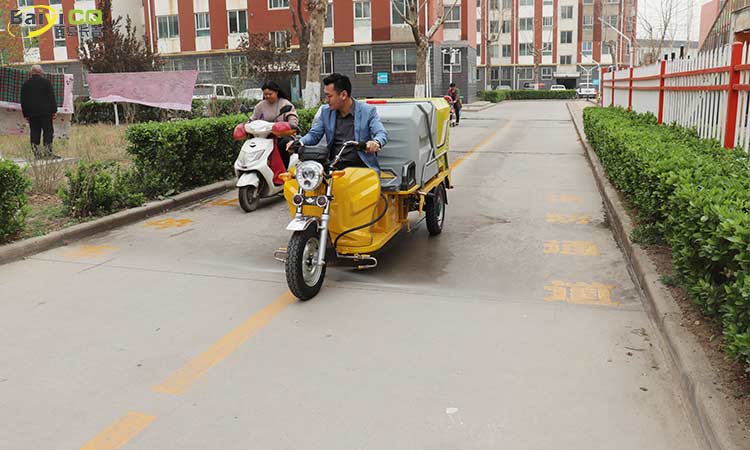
[
  {"left": 286, "top": 227, "right": 326, "bottom": 300},
  {"left": 426, "top": 184, "right": 446, "bottom": 236}
]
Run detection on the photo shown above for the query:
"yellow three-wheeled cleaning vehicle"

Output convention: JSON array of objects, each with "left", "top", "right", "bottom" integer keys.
[{"left": 274, "top": 98, "right": 453, "bottom": 300}]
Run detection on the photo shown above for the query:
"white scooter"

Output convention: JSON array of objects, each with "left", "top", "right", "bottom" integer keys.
[{"left": 232, "top": 105, "right": 298, "bottom": 212}]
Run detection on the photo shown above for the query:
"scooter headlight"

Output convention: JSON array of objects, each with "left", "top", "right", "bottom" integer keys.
[{"left": 295, "top": 161, "right": 324, "bottom": 192}]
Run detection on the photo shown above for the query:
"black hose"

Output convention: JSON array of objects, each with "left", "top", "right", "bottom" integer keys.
[{"left": 333, "top": 193, "right": 388, "bottom": 250}]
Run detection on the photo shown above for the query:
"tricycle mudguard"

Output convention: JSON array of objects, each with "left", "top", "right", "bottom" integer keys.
[{"left": 286, "top": 217, "right": 320, "bottom": 231}]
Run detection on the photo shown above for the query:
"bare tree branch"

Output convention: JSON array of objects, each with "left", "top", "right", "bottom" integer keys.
[{"left": 427, "top": 0, "right": 460, "bottom": 38}]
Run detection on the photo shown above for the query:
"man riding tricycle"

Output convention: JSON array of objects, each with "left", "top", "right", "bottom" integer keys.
[{"left": 274, "top": 74, "right": 453, "bottom": 300}]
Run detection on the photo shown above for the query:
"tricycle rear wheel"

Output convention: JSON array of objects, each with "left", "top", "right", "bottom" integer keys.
[
  {"left": 286, "top": 227, "right": 326, "bottom": 300},
  {"left": 426, "top": 184, "right": 446, "bottom": 236}
]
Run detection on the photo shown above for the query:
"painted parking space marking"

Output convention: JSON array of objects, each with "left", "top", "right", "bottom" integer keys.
[
  {"left": 153, "top": 291, "right": 297, "bottom": 395},
  {"left": 544, "top": 281, "right": 618, "bottom": 307},
  {"left": 66, "top": 245, "right": 119, "bottom": 259},
  {"left": 144, "top": 218, "right": 193, "bottom": 229},
  {"left": 547, "top": 193, "right": 583, "bottom": 204},
  {"left": 545, "top": 213, "right": 591, "bottom": 225},
  {"left": 78, "top": 412, "right": 155, "bottom": 450},
  {"left": 544, "top": 240, "right": 599, "bottom": 256},
  {"left": 208, "top": 198, "right": 239, "bottom": 206}
]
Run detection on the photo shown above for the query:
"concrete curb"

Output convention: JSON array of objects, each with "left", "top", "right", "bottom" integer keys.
[
  {"left": 566, "top": 102, "right": 746, "bottom": 450},
  {"left": 0, "top": 179, "right": 236, "bottom": 266}
]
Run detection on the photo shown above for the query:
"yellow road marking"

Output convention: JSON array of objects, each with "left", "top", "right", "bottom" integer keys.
[
  {"left": 544, "top": 240, "right": 599, "bottom": 256},
  {"left": 78, "top": 412, "right": 155, "bottom": 450},
  {"left": 452, "top": 127, "right": 503, "bottom": 169},
  {"left": 547, "top": 193, "right": 583, "bottom": 204},
  {"left": 144, "top": 218, "right": 193, "bottom": 229},
  {"left": 67, "top": 245, "right": 119, "bottom": 258},
  {"left": 545, "top": 213, "right": 591, "bottom": 225},
  {"left": 209, "top": 198, "right": 239, "bottom": 206},
  {"left": 544, "top": 281, "right": 618, "bottom": 307},
  {"left": 153, "top": 291, "right": 297, "bottom": 395}
]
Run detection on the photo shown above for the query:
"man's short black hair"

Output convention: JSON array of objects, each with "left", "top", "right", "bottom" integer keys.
[
  {"left": 323, "top": 73, "right": 352, "bottom": 97},
  {"left": 449, "top": 82, "right": 456, "bottom": 87}
]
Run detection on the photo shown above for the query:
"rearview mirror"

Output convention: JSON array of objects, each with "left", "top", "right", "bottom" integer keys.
[
  {"left": 239, "top": 104, "right": 250, "bottom": 114},
  {"left": 279, "top": 105, "right": 293, "bottom": 114}
]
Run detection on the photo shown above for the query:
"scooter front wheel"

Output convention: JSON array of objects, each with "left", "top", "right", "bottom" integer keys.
[
  {"left": 239, "top": 185, "right": 260, "bottom": 212},
  {"left": 286, "top": 227, "right": 326, "bottom": 300}
]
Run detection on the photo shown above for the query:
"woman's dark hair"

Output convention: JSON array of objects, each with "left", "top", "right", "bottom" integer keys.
[
  {"left": 449, "top": 82, "right": 456, "bottom": 88},
  {"left": 261, "top": 80, "right": 290, "bottom": 101},
  {"left": 322, "top": 73, "right": 352, "bottom": 97}
]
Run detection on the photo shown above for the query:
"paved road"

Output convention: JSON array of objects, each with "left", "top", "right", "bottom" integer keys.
[{"left": 0, "top": 100, "right": 703, "bottom": 450}]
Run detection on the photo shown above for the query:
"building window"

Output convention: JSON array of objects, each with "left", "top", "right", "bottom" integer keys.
[
  {"left": 542, "top": 16, "right": 553, "bottom": 28},
  {"left": 625, "top": 19, "right": 633, "bottom": 33},
  {"left": 391, "top": 48, "right": 416, "bottom": 72},
  {"left": 519, "top": 43, "right": 534, "bottom": 56},
  {"left": 54, "top": 14, "right": 65, "bottom": 47},
  {"left": 491, "top": 67, "right": 500, "bottom": 80},
  {"left": 21, "top": 27, "right": 38, "bottom": 49},
  {"left": 518, "top": 67, "right": 533, "bottom": 80},
  {"left": 230, "top": 55, "right": 247, "bottom": 78},
  {"left": 502, "top": 44, "right": 511, "bottom": 58},
  {"left": 477, "top": 44, "right": 481, "bottom": 58},
  {"left": 501, "top": 67, "right": 512, "bottom": 79},
  {"left": 520, "top": 0, "right": 533, "bottom": 6},
  {"left": 354, "top": 49, "right": 372, "bottom": 74},
  {"left": 583, "top": 15, "right": 593, "bottom": 27},
  {"left": 542, "top": 67, "right": 553, "bottom": 79},
  {"left": 157, "top": 15, "right": 179, "bottom": 38},
  {"left": 354, "top": 0, "right": 371, "bottom": 20},
  {"left": 543, "top": 0, "right": 553, "bottom": 4},
  {"left": 502, "top": 0, "right": 512, "bottom": 7},
  {"left": 520, "top": 18, "right": 533, "bottom": 31},
  {"left": 542, "top": 41, "right": 552, "bottom": 56},
  {"left": 52, "top": 66, "right": 66, "bottom": 74},
  {"left": 17, "top": 0, "right": 33, "bottom": 6},
  {"left": 49, "top": 0, "right": 62, "bottom": 4},
  {"left": 477, "top": 18, "right": 481, "bottom": 32},
  {"left": 444, "top": 5, "right": 460, "bottom": 28},
  {"left": 582, "top": 40, "right": 593, "bottom": 56},
  {"left": 502, "top": 20, "right": 511, "bottom": 33},
  {"left": 228, "top": 10, "right": 248, "bottom": 34},
  {"left": 197, "top": 58, "right": 212, "bottom": 81},
  {"left": 392, "top": 0, "right": 407, "bottom": 25},
  {"left": 583, "top": 0, "right": 593, "bottom": 3},
  {"left": 443, "top": 49, "right": 461, "bottom": 73},
  {"left": 606, "top": 0, "right": 619, "bottom": 3},
  {"left": 560, "top": 31, "right": 573, "bottom": 44},
  {"left": 195, "top": 13, "right": 210, "bottom": 37},
  {"left": 490, "top": 20, "right": 499, "bottom": 34},
  {"left": 270, "top": 31, "right": 289, "bottom": 49},
  {"left": 560, "top": 6, "right": 574, "bottom": 20},
  {"left": 268, "top": 0, "right": 289, "bottom": 9},
  {"left": 321, "top": 50, "right": 334, "bottom": 74},
  {"left": 162, "top": 59, "right": 183, "bottom": 71},
  {"left": 490, "top": 0, "right": 499, "bottom": 9},
  {"left": 607, "top": 15, "right": 618, "bottom": 27},
  {"left": 560, "top": 55, "right": 572, "bottom": 64},
  {"left": 325, "top": 2, "right": 333, "bottom": 27},
  {"left": 488, "top": 44, "right": 499, "bottom": 58}
]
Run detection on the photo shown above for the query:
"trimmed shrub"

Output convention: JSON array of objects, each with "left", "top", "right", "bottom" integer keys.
[
  {"left": 124, "top": 107, "right": 318, "bottom": 195},
  {"left": 507, "top": 90, "right": 577, "bottom": 100},
  {"left": 0, "top": 160, "right": 31, "bottom": 242},
  {"left": 478, "top": 90, "right": 509, "bottom": 103},
  {"left": 583, "top": 106, "right": 750, "bottom": 367},
  {"left": 59, "top": 161, "right": 146, "bottom": 218}
]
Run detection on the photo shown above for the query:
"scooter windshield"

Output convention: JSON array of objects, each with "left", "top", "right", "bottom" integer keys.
[{"left": 245, "top": 120, "right": 274, "bottom": 138}]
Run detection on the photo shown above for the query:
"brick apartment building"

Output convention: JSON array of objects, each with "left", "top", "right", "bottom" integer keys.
[
  {"left": 5, "top": 0, "right": 480, "bottom": 102},
  {"left": 701, "top": 0, "right": 750, "bottom": 51},
  {"left": 476, "top": 0, "right": 637, "bottom": 90}
]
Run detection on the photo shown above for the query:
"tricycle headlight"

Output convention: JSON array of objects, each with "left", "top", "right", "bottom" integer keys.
[{"left": 295, "top": 161, "right": 324, "bottom": 191}]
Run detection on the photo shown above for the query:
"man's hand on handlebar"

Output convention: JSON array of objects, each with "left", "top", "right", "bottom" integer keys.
[
  {"left": 365, "top": 140, "right": 381, "bottom": 154},
  {"left": 287, "top": 140, "right": 302, "bottom": 153}
]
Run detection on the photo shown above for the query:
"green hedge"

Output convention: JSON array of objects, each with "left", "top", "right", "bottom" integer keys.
[
  {"left": 59, "top": 161, "right": 146, "bottom": 218},
  {"left": 0, "top": 160, "right": 31, "bottom": 242},
  {"left": 583, "top": 106, "right": 750, "bottom": 366},
  {"left": 479, "top": 89, "right": 577, "bottom": 102},
  {"left": 124, "top": 107, "right": 318, "bottom": 195},
  {"left": 73, "top": 99, "right": 262, "bottom": 124}
]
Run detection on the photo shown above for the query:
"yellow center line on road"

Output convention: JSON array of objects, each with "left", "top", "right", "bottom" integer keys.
[
  {"left": 153, "top": 291, "right": 297, "bottom": 395},
  {"left": 78, "top": 412, "right": 155, "bottom": 450},
  {"left": 451, "top": 126, "right": 503, "bottom": 169}
]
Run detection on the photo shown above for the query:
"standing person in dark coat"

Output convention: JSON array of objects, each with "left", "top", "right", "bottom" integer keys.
[{"left": 21, "top": 65, "right": 60, "bottom": 159}]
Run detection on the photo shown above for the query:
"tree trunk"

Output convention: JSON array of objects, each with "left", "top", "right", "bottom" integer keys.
[
  {"left": 303, "top": 0, "right": 326, "bottom": 108},
  {"left": 414, "top": 38, "right": 428, "bottom": 98}
]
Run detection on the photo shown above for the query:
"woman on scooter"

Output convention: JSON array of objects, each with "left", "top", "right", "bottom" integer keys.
[{"left": 251, "top": 81, "right": 299, "bottom": 168}]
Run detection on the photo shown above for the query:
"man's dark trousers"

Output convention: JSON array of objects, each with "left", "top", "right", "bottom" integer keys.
[{"left": 29, "top": 115, "right": 54, "bottom": 157}]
